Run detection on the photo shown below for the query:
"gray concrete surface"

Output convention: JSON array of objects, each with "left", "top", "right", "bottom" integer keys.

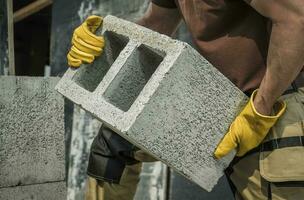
[
  {"left": 0, "top": 181, "right": 67, "bottom": 200},
  {"left": 0, "top": 76, "right": 65, "bottom": 188},
  {"left": 56, "top": 15, "right": 248, "bottom": 191}
]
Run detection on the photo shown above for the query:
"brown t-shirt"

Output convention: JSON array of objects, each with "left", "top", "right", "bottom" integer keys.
[{"left": 152, "top": 0, "right": 269, "bottom": 93}]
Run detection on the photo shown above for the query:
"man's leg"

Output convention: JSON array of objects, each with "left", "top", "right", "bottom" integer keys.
[
  {"left": 85, "top": 163, "right": 142, "bottom": 200},
  {"left": 228, "top": 152, "right": 304, "bottom": 200},
  {"left": 94, "top": 150, "right": 156, "bottom": 200},
  {"left": 103, "top": 162, "right": 142, "bottom": 200},
  {"left": 85, "top": 151, "right": 156, "bottom": 200},
  {"left": 228, "top": 152, "right": 270, "bottom": 200},
  {"left": 85, "top": 177, "right": 105, "bottom": 200}
]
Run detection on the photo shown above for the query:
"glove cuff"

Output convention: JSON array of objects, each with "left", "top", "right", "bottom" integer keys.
[
  {"left": 85, "top": 15, "right": 103, "bottom": 32},
  {"left": 250, "top": 89, "right": 286, "bottom": 120}
]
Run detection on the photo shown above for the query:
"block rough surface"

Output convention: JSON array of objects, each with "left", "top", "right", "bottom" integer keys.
[
  {"left": 0, "top": 181, "right": 67, "bottom": 200},
  {"left": 0, "top": 76, "right": 65, "bottom": 187},
  {"left": 56, "top": 16, "right": 248, "bottom": 191}
]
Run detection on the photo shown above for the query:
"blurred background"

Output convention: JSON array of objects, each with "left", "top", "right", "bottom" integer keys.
[{"left": 0, "top": 0, "right": 233, "bottom": 199}]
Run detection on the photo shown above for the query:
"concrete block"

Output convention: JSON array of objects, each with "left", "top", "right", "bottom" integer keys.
[
  {"left": 0, "top": 76, "right": 65, "bottom": 187},
  {"left": 0, "top": 181, "right": 67, "bottom": 200},
  {"left": 169, "top": 170, "right": 234, "bottom": 200},
  {"left": 56, "top": 15, "right": 248, "bottom": 191}
]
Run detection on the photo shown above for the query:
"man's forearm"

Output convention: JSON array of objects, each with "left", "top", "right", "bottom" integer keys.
[
  {"left": 246, "top": 0, "right": 304, "bottom": 115},
  {"left": 254, "top": 21, "right": 304, "bottom": 115}
]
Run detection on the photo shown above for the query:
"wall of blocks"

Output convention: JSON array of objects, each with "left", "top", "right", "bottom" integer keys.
[{"left": 0, "top": 76, "right": 66, "bottom": 200}]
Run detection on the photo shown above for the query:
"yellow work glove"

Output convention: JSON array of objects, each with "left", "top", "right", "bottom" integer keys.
[
  {"left": 214, "top": 90, "right": 286, "bottom": 159},
  {"left": 67, "top": 15, "right": 105, "bottom": 67}
]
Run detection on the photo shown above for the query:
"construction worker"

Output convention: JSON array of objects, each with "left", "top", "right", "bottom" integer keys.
[{"left": 67, "top": 0, "right": 304, "bottom": 199}]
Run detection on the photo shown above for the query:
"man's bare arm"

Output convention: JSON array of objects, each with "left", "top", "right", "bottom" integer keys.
[
  {"left": 245, "top": 0, "right": 304, "bottom": 115},
  {"left": 137, "top": 3, "right": 182, "bottom": 36}
]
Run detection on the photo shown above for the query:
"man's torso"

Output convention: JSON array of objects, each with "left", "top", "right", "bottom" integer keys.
[{"left": 153, "top": 0, "right": 270, "bottom": 92}]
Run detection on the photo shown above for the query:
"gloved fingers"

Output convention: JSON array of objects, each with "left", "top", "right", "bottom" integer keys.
[
  {"left": 67, "top": 53, "right": 82, "bottom": 68},
  {"left": 69, "top": 46, "right": 95, "bottom": 63},
  {"left": 74, "top": 25, "right": 105, "bottom": 47},
  {"left": 85, "top": 15, "right": 103, "bottom": 32},
  {"left": 214, "top": 131, "right": 238, "bottom": 159},
  {"left": 235, "top": 130, "right": 266, "bottom": 157},
  {"left": 72, "top": 35, "right": 103, "bottom": 56}
]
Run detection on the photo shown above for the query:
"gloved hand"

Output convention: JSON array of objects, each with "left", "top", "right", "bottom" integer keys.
[
  {"left": 214, "top": 90, "right": 286, "bottom": 159},
  {"left": 67, "top": 15, "right": 105, "bottom": 67}
]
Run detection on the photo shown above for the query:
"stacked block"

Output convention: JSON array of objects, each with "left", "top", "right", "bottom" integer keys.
[
  {"left": 56, "top": 15, "right": 248, "bottom": 191},
  {"left": 0, "top": 76, "right": 66, "bottom": 199}
]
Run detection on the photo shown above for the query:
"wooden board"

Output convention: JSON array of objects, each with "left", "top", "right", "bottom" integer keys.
[{"left": 14, "top": 0, "right": 53, "bottom": 23}]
